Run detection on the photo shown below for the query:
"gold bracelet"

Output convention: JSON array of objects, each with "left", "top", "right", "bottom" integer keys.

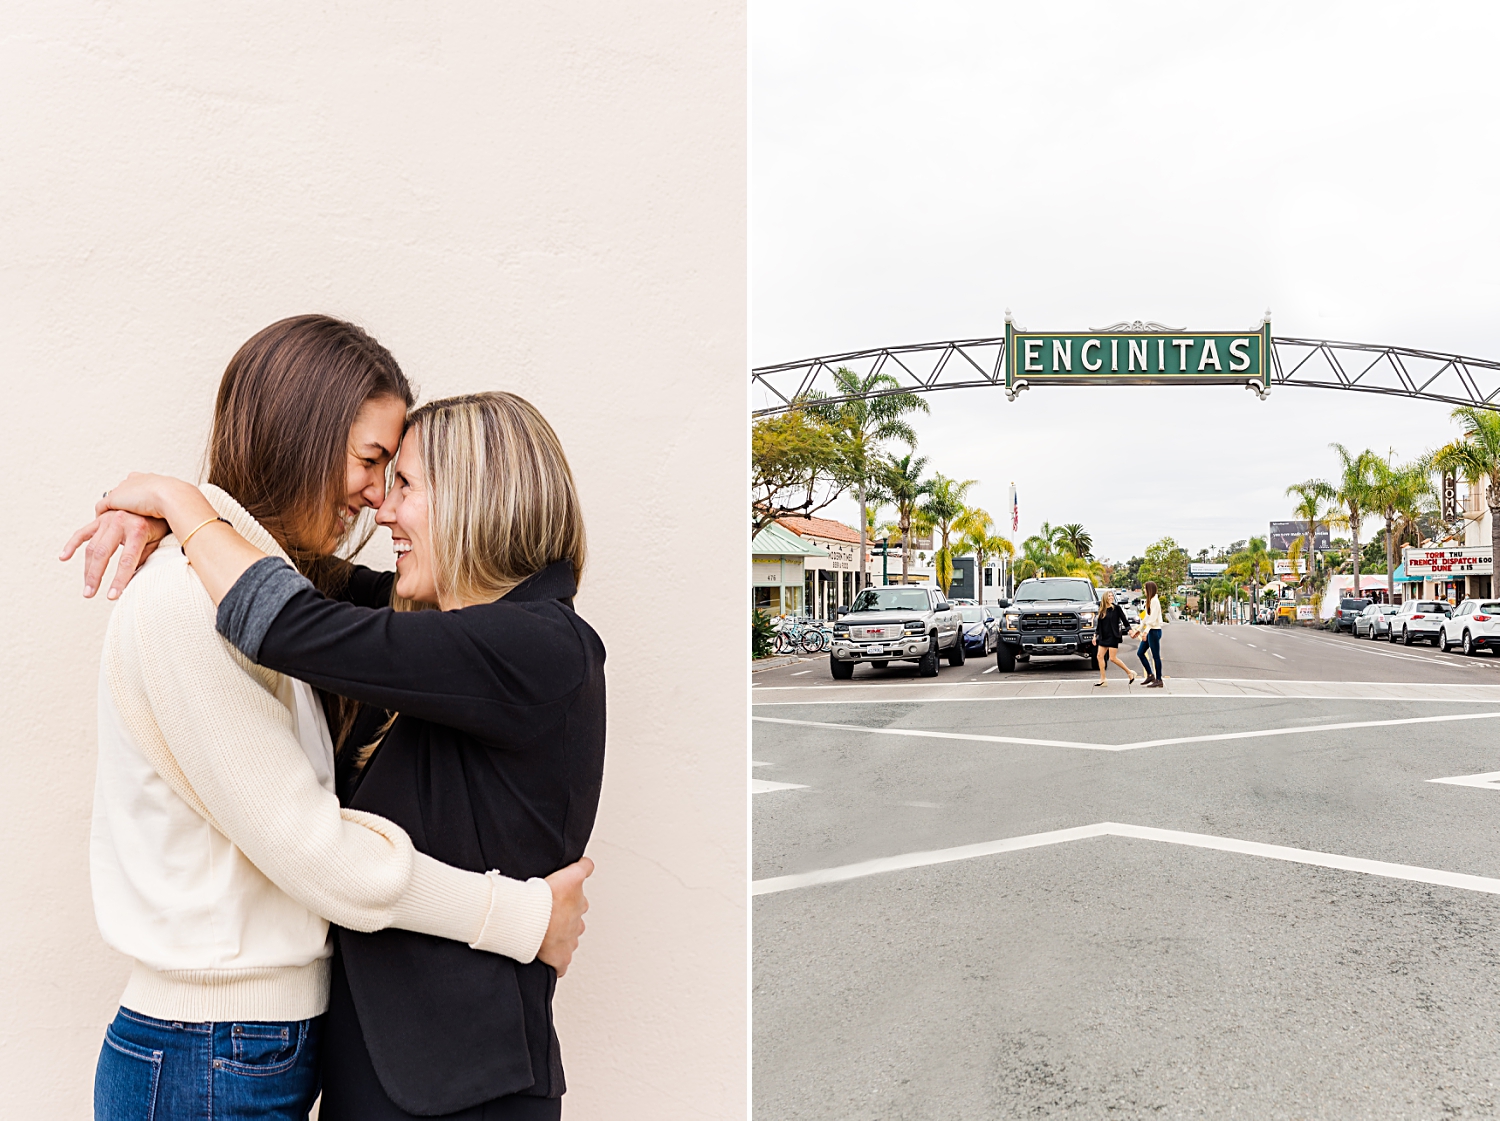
[{"left": 178, "top": 516, "right": 228, "bottom": 549}]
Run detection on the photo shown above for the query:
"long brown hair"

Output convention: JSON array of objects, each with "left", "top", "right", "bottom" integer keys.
[
  {"left": 1144, "top": 580, "right": 1158, "bottom": 616},
  {"left": 208, "top": 314, "right": 413, "bottom": 572},
  {"left": 207, "top": 314, "right": 414, "bottom": 748}
]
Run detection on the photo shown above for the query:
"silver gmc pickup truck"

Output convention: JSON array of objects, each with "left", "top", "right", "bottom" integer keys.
[{"left": 828, "top": 585, "right": 964, "bottom": 680}]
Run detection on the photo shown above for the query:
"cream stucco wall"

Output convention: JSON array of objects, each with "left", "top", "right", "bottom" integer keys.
[{"left": 1, "top": 5, "right": 746, "bottom": 1118}]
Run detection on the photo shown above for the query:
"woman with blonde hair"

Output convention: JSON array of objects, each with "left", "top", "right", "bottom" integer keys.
[
  {"left": 1091, "top": 590, "right": 1137, "bottom": 687},
  {"left": 97, "top": 390, "right": 604, "bottom": 1120}
]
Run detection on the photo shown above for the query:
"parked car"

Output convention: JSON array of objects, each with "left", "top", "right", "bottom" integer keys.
[
  {"left": 1329, "top": 597, "right": 1372, "bottom": 633},
  {"left": 1353, "top": 603, "right": 1400, "bottom": 639},
  {"left": 957, "top": 605, "right": 999, "bottom": 655},
  {"left": 1388, "top": 597, "right": 1451, "bottom": 645},
  {"left": 1438, "top": 600, "right": 1500, "bottom": 655},
  {"left": 828, "top": 585, "right": 964, "bottom": 679}
]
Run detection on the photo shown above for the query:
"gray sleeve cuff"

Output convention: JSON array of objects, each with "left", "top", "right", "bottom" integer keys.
[{"left": 216, "top": 557, "right": 314, "bottom": 661}]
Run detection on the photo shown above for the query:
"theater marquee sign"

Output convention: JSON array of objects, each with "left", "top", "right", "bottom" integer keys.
[
  {"left": 1403, "top": 547, "right": 1493, "bottom": 577},
  {"left": 1005, "top": 316, "right": 1272, "bottom": 391}
]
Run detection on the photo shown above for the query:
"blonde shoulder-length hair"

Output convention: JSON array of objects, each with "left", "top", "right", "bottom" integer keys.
[{"left": 403, "top": 391, "right": 586, "bottom": 607}]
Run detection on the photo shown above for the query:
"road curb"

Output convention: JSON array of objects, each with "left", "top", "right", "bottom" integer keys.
[{"left": 753, "top": 655, "right": 808, "bottom": 672}]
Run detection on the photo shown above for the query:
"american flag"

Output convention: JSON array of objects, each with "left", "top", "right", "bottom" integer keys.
[{"left": 1010, "top": 483, "right": 1018, "bottom": 533}]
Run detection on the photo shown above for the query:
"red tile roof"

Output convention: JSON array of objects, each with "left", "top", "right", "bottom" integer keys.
[{"left": 777, "top": 515, "right": 863, "bottom": 545}]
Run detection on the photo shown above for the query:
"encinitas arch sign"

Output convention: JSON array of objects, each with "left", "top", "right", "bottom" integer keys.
[
  {"left": 1006, "top": 313, "right": 1272, "bottom": 397},
  {"left": 750, "top": 317, "right": 1500, "bottom": 416}
]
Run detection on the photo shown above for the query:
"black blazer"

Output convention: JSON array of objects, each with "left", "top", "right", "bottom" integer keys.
[
  {"left": 1095, "top": 603, "right": 1127, "bottom": 647},
  {"left": 225, "top": 560, "right": 605, "bottom": 1113}
]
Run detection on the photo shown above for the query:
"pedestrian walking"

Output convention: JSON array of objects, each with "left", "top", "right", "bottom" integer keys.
[
  {"left": 1135, "top": 580, "right": 1166, "bottom": 687},
  {"left": 1092, "top": 590, "right": 1137, "bottom": 687}
]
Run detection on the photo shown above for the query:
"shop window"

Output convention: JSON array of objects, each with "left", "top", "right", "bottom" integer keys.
[{"left": 754, "top": 587, "right": 775, "bottom": 611}]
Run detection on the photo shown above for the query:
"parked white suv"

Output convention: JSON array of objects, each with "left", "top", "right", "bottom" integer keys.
[
  {"left": 1389, "top": 598, "right": 1451, "bottom": 646},
  {"left": 1438, "top": 600, "right": 1500, "bottom": 656}
]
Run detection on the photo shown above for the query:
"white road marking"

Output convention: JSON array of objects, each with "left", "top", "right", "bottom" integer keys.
[
  {"left": 752, "top": 760, "right": 772, "bottom": 767},
  {"left": 753, "top": 716, "right": 1102, "bottom": 750},
  {"left": 751, "top": 821, "right": 1500, "bottom": 897},
  {"left": 790, "top": 670, "right": 812, "bottom": 676},
  {"left": 752, "top": 779, "right": 808, "bottom": 794},
  {"left": 1428, "top": 770, "right": 1500, "bottom": 791},
  {"left": 1271, "top": 653, "right": 1286, "bottom": 660},
  {"left": 1247, "top": 644, "right": 1257, "bottom": 649},
  {"left": 983, "top": 666, "right": 998, "bottom": 674},
  {"left": 752, "top": 710, "right": 1500, "bottom": 752}
]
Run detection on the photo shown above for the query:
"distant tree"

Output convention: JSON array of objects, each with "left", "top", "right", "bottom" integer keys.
[
  {"left": 750, "top": 406, "right": 847, "bottom": 535},
  {"left": 1322, "top": 443, "right": 1379, "bottom": 595},
  {"left": 880, "top": 452, "right": 932, "bottom": 586},
  {"left": 1366, "top": 455, "right": 1433, "bottom": 593},
  {"left": 1057, "top": 523, "right": 1093, "bottom": 559},
  {"left": 1433, "top": 406, "right": 1500, "bottom": 583},
  {"left": 1140, "top": 537, "right": 1190, "bottom": 598},
  {"left": 806, "top": 368, "right": 929, "bottom": 591},
  {"left": 956, "top": 507, "right": 1011, "bottom": 606},
  {"left": 920, "top": 474, "right": 976, "bottom": 595},
  {"left": 1285, "top": 478, "right": 1336, "bottom": 592},
  {"left": 1118, "top": 555, "right": 1145, "bottom": 589}
]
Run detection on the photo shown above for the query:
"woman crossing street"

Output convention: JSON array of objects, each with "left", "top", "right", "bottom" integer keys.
[{"left": 1135, "top": 580, "right": 1166, "bottom": 688}]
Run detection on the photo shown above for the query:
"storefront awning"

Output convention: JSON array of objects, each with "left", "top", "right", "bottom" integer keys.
[{"left": 752, "top": 522, "right": 828, "bottom": 558}]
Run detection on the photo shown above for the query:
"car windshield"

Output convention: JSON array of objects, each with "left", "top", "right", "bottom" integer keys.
[
  {"left": 1414, "top": 602, "right": 1444, "bottom": 612},
  {"left": 1380, "top": 605, "right": 1399, "bottom": 614},
  {"left": 1014, "top": 579, "right": 1094, "bottom": 602},
  {"left": 1341, "top": 599, "right": 1370, "bottom": 610},
  {"left": 956, "top": 607, "right": 986, "bottom": 622},
  {"left": 849, "top": 588, "right": 930, "bottom": 612},
  {"left": 1481, "top": 603, "right": 1500, "bottom": 614}
]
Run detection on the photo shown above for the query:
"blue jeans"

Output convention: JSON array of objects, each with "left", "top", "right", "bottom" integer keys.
[
  {"left": 1137, "top": 629, "right": 1163, "bottom": 678},
  {"left": 95, "top": 1006, "right": 321, "bottom": 1121}
]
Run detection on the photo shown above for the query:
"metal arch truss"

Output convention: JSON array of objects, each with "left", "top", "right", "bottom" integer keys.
[{"left": 750, "top": 335, "right": 1500, "bottom": 416}]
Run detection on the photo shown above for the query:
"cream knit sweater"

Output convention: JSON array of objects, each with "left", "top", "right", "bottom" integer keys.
[{"left": 90, "top": 485, "right": 553, "bottom": 1022}]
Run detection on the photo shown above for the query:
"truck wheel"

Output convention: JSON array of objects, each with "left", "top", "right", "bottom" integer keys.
[
  {"left": 829, "top": 655, "right": 854, "bottom": 680},
  {"left": 947, "top": 633, "right": 966, "bottom": 666},
  {"left": 917, "top": 641, "right": 940, "bottom": 677},
  {"left": 996, "top": 645, "right": 1016, "bottom": 672}
]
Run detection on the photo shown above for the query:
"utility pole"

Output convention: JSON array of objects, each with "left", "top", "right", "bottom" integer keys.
[{"left": 880, "top": 537, "right": 890, "bottom": 586}]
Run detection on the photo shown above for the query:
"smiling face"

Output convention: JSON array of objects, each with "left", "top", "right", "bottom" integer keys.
[
  {"left": 377, "top": 426, "right": 440, "bottom": 606},
  {"left": 306, "top": 395, "right": 406, "bottom": 554}
]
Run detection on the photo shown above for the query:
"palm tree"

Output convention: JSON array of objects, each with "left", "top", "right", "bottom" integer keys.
[
  {"left": 1323, "top": 443, "right": 1378, "bottom": 596},
  {"left": 806, "top": 368, "right": 929, "bottom": 593},
  {"left": 955, "top": 507, "right": 1011, "bottom": 605},
  {"left": 920, "top": 474, "right": 976, "bottom": 595},
  {"left": 880, "top": 452, "right": 932, "bottom": 585},
  {"left": 1057, "top": 523, "right": 1093, "bottom": 559},
  {"left": 1285, "top": 479, "right": 1335, "bottom": 594},
  {"left": 1367, "top": 455, "right": 1433, "bottom": 596},
  {"left": 1433, "top": 406, "right": 1500, "bottom": 592},
  {"left": 1230, "top": 537, "right": 1275, "bottom": 605}
]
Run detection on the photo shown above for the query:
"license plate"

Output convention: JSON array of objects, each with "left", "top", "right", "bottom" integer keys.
[
  {"left": 866, "top": 645, "right": 884, "bottom": 654},
  {"left": 1042, "top": 635, "right": 1057, "bottom": 643}
]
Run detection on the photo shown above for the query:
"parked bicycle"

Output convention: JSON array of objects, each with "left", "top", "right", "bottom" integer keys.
[{"left": 771, "top": 616, "right": 829, "bottom": 654}]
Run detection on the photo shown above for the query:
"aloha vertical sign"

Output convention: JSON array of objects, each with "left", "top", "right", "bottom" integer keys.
[{"left": 1004, "top": 315, "right": 1272, "bottom": 390}]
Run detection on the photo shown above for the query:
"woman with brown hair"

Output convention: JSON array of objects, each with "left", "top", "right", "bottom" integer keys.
[
  {"left": 65, "top": 319, "right": 591, "bottom": 1120},
  {"left": 94, "top": 390, "right": 604, "bottom": 1120},
  {"left": 1135, "top": 580, "right": 1166, "bottom": 687}
]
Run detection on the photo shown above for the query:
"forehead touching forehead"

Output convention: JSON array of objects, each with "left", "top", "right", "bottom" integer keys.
[
  {"left": 351, "top": 396, "right": 407, "bottom": 461},
  {"left": 394, "top": 424, "right": 426, "bottom": 479}
]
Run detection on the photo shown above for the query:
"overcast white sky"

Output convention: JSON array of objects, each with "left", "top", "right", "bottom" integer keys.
[{"left": 751, "top": 2, "right": 1500, "bottom": 562}]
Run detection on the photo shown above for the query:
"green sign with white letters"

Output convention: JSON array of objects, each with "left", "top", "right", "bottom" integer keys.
[{"left": 1004, "top": 318, "right": 1271, "bottom": 388}]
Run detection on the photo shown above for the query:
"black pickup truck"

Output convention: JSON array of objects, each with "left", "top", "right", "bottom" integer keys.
[{"left": 995, "top": 576, "right": 1100, "bottom": 672}]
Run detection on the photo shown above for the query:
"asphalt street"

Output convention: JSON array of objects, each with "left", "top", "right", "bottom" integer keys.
[{"left": 752, "top": 623, "right": 1500, "bottom": 1119}]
